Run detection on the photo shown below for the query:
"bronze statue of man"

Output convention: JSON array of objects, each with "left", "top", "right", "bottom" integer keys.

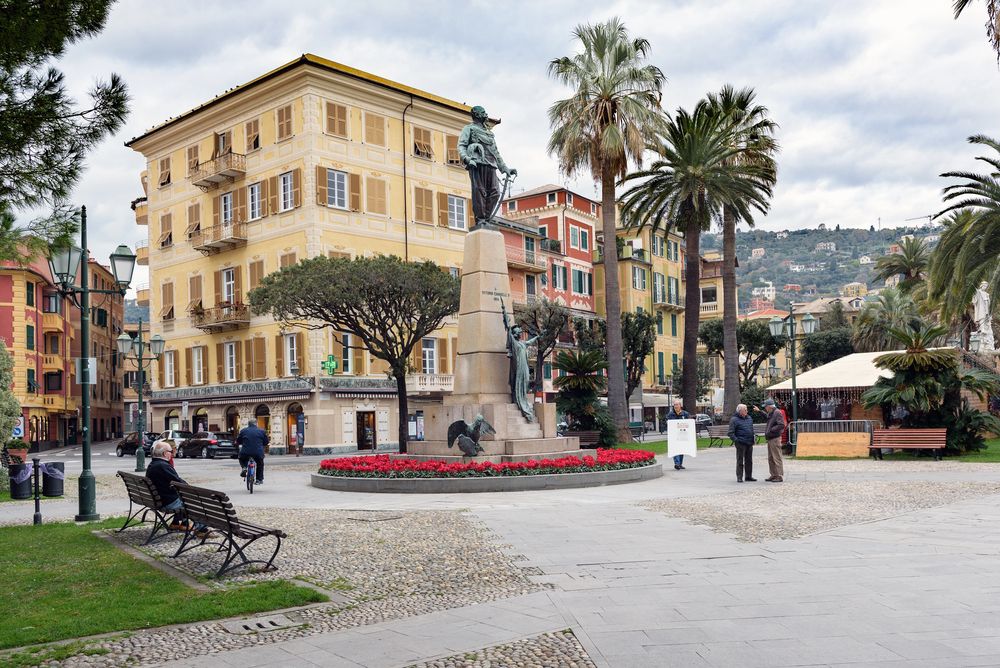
[{"left": 458, "top": 106, "right": 517, "bottom": 228}]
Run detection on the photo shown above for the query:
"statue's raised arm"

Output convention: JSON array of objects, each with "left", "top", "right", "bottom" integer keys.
[{"left": 500, "top": 297, "right": 511, "bottom": 331}]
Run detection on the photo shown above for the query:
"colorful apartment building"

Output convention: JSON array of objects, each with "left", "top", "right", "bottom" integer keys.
[
  {"left": 126, "top": 54, "right": 478, "bottom": 453},
  {"left": 0, "top": 257, "right": 123, "bottom": 449}
]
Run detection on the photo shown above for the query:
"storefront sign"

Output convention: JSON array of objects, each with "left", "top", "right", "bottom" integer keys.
[
  {"left": 151, "top": 379, "right": 308, "bottom": 401},
  {"left": 319, "top": 377, "right": 396, "bottom": 391}
]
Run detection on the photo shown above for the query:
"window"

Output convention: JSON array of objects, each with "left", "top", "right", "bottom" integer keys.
[
  {"left": 701, "top": 286, "right": 718, "bottom": 303},
  {"left": 280, "top": 252, "right": 297, "bottom": 269},
  {"left": 657, "top": 352, "right": 665, "bottom": 384},
  {"left": 654, "top": 272, "right": 666, "bottom": 302},
  {"left": 221, "top": 192, "right": 233, "bottom": 225},
  {"left": 163, "top": 351, "right": 175, "bottom": 388},
  {"left": 245, "top": 118, "right": 260, "bottom": 151},
  {"left": 547, "top": 192, "right": 556, "bottom": 205},
  {"left": 672, "top": 354, "right": 680, "bottom": 374},
  {"left": 656, "top": 313, "right": 664, "bottom": 335},
  {"left": 570, "top": 226, "right": 579, "bottom": 249},
  {"left": 279, "top": 171, "right": 294, "bottom": 212},
  {"left": 158, "top": 157, "right": 171, "bottom": 186},
  {"left": 364, "top": 112, "right": 386, "bottom": 146},
  {"left": 340, "top": 332, "right": 352, "bottom": 374},
  {"left": 567, "top": 193, "right": 574, "bottom": 205},
  {"left": 42, "top": 294, "right": 60, "bottom": 314},
  {"left": 414, "top": 187, "right": 433, "bottom": 224},
  {"left": 27, "top": 369, "right": 36, "bottom": 393},
  {"left": 215, "top": 131, "right": 231, "bottom": 156},
  {"left": 222, "top": 268, "right": 235, "bottom": 304},
  {"left": 671, "top": 314, "right": 678, "bottom": 337},
  {"left": 580, "top": 229, "right": 589, "bottom": 251},
  {"left": 25, "top": 282, "right": 34, "bottom": 306},
  {"left": 421, "top": 338, "right": 437, "bottom": 375},
  {"left": 248, "top": 260, "right": 264, "bottom": 290},
  {"left": 447, "top": 195, "right": 466, "bottom": 230},
  {"left": 449, "top": 267, "right": 459, "bottom": 279},
  {"left": 284, "top": 334, "right": 297, "bottom": 376},
  {"left": 25, "top": 324, "right": 34, "bottom": 350},
  {"left": 632, "top": 267, "right": 647, "bottom": 291},
  {"left": 44, "top": 371, "right": 62, "bottom": 392},
  {"left": 276, "top": 104, "right": 292, "bottom": 141},
  {"left": 224, "top": 342, "right": 237, "bottom": 382},
  {"left": 543, "top": 362, "right": 552, "bottom": 380},
  {"left": 158, "top": 213, "right": 173, "bottom": 248},
  {"left": 668, "top": 276, "right": 680, "bottom": 303},
  {"left": 507, "top": 200, "right": 517, "bottom": 213},
  {"left": 325, "top": 102, "right": 347, "bottom": 137},
  {"left": 590, "top": 202, "right": 597, "bottom": 215},
  {"left": 572, "top": 268, "right": 591, "bottom": 295},
  {"left": 160, "top": 282, "right": 174, "bottom": 321},
  {"left": 526, "top": 274, "right": 536, "bottom": 297},
  {"left": 192, "top": 346, "right": 203, "bottom": 385},
  {"left": 187, "top": 145, "right": 199, "bottom": 174},
  {"left": 366, "top": 177, "right": 387, "bottom": 215},
  {"left": 326, "top": 169, "right": 347, "bottom": 209},
  {"left": 45, "top": 334, "right": 59, "bottom": 354},
  {"left": 446, "top": 134, "right": 461, "bottom": 166},
  {"left": 551, "top": 264, "right": 567, "bottom": 290},
  {"left": 248, "top": 182, "right": 262, "bottom": 220},
  {"left": 652, "top": 235, "right": 664, "bottom": 257},
  {"left": 186, "top": 203, "right": 201, "bottom": 238},
  {"left": 413, "top": 127, "right": 433, "bottom": 159}
]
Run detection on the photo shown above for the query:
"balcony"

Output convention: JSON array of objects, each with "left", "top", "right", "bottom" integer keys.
[
  {"left": 407, "top": 373, "right": 454, "bottom": 394},
  {"left": 593, "top": 246, "right": 650, "bottom": 264},
  {"left": 700, "top": 301, "right": 720, "bottom": 315},
  {"left": 136, "top": 239, "right": 149, "bottom": 266},
  {"left": 510, "top": 291, "right": 539, "bottom": 305},
  {"left": 42, "top": 312, "right": 63, "bottom": 331},
  {"left": 653, "top": 291, "right": 685, "bottom": 312},
  {"left": 540, "top": 238, "right": 562, "bottom": 254},
  {"left": 190, "top": 152, "right": 246, "bottom": 191},
  {"left": 505, "top": 246, "right": 547, "bottom": 273},
  {"left": 135, "top": 283, "right": 149, "bottom": 305},
  {"left": 42, "top": 354, "right": 64, "bottom": 370},
  {"left": 192, "top": 303, "right": 251, "bottom": 331},
  {"left": 132, "top": 197, "right": 148, "bottom": 225},
  {"left": 190, "top": 221, "right": 247, "bottom": 255}
]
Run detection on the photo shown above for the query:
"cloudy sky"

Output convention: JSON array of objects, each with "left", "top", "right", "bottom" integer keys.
[{"left": 40, "top": 0, "right": 1000, "bottom": 287}]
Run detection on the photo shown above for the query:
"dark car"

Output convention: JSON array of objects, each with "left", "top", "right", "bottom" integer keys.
[
  {"left": 115, "top": 431, "right": 157, "bottom": 457},
  {"left": 695, "top": 413, "right": 714, "bottom": 429},
  {"left": 178, "top": 431, "right": 238, "bottom": 459}
]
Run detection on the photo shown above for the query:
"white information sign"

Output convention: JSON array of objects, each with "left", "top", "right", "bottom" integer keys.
[{"left": 666, "top": 419, "right": 698, "bottom": 458}]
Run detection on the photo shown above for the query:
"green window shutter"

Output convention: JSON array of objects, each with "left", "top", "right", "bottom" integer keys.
[
  {"left": 671, "top": 314, "right": 678, "bottom": 337},
  {"left": 26, "top": 324, "right": 34, "bottom": 350},
  {"left": 656, "top": 314, "right": 663, "bottom": 335},
  {"left": 657, "top": 352, "right": 664, "bottom": 383},
  {"left": 587, "top": 272, "right": 593, "bottom": 295},
  {"left": 543, "top": 362, "right": 552, "bottom": 380},
  {"left": 672, "top": 353, "right": 679, "bottom": 372}
]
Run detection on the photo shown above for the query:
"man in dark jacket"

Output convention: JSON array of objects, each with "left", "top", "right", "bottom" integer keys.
[
  {"left": 237, "top": 419, "right": 269, "bottom": 485},
  {"left": 666, "top": 399, "right": 690, "bottom": 470},
  {"left": 761, "top": 398, "right": 786, "bottom": 482},
  {"left": 728, "top": 403, "right": 756, "bottom": 483},
  {"left": 145, "top": 443, "right": 208, "bottom": 536}
]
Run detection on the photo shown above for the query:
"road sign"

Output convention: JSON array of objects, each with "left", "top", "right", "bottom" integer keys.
[
  {"left": 321, "top": 354, "right": 339, "bottom": 375},
  {"left": 11, "top": 416, "right": 24, "bottom": 439}
]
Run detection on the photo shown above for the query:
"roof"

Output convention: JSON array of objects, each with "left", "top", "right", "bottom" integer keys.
[
  {"left": 768, "top": 351, "right": 896, "bottom": 391},
  {"left": 510, "top": 184, "right": 565, "bottom": 199},
  {"left": 792, "top": 296, "right": 861, "bottom": 314},
  {"left": 740, "top": 308, "right": 788, "bottom": 320},
  {"left": 126, "top": 54, "right": 474, "bottom": 147}
]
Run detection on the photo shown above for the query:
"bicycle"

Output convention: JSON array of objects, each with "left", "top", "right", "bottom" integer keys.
[{"left": 245, "top": 458, "right": 256, "bottom": 494}]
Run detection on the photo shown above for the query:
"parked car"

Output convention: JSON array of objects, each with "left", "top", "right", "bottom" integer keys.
[
  {"left": 152, "top": 430, "right": 193, "bottom": 457},
  {"left": 695, "top": 413, "right": 714, "bottom": 429},
  {"left": 178, "top": 431, "right": 238, "bottom": 459},
  {"left": 115, "top": 431, "right": 158, "bottom": 457}
]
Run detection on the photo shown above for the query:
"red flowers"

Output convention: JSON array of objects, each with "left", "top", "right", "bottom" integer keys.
[{"left": 317, "top": 448, "right": 655, "bottom": 479}]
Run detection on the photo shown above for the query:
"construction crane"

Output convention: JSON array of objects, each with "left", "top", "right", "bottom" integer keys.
[{"left": 904, "top": 214, "right": 933, "bottom": 227}]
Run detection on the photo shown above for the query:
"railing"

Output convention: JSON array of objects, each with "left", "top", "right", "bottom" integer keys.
[
  {"left": 407, "top": 373, "right": 454, "bottom": 393},
  {"left": 42, "top": 312, "right": 63, "bottom": 330},
  {"left": 190, "top": 152, "right": 246, "bottom": 190},
  {"left": 42, "top": 355, "right": 62, "bottom": 368},
  {"left": 505, "top": 245, "right": 547, "bottom": 271},
  {"left": 191, "top": 303, "right": 251, "bottom": 330},
  {"left": 190, "top": 221, "right": 247, "bottom": 253},
  {"left": 700, "top": 302, "right": 719, "bottom": 314},
  {"left": 540, "top": 238, "right": 562, "bottom": 254},
  {"left": 593, "top": 247, "right": 650, "bottom": 263},
  {"left": 510, "top": 291, "right": 539, "bottom": 305}
]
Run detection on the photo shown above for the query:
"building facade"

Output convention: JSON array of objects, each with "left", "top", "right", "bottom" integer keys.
[{"left": 127, "top": 54, "right": 479, "bottom": 453}]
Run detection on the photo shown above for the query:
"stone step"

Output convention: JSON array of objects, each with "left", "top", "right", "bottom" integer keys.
[{"left": 505, "top": 437, "right": 580, "bottom": 455}]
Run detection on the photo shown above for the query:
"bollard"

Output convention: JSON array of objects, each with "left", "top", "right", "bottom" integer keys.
[
  {"left": 32, "top": 457, "right": 41, "bottom": 526},
  {"left": 135, "top": 445, "right": 146, "bottom": 472}
]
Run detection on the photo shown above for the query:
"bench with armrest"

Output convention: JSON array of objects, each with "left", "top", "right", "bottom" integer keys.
[
  {"left": 569, "top": 430, "right": 601, "bottom": 448},
  {"left": 171, "top": 481, "right": 287, "bottom": 578},
  {"left": 707, "top": 425, "right": 731, "bottom": 448},
  {"left": 117, "top": 471, "right": 177, "bottom": 545},
  {"left": 870, "top": 428, "right": 947, "bottom": 461}
]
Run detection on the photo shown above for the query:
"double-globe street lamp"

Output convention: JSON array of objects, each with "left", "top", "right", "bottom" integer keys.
[
  {"left": 116, "top": 321, "right": 165, "bottom": 472},
  {"left": 48, "top": 206, "right": 137, "bottom": 521},
  {"left": 769, "top": 305, "right": 817, "bottom": 453}
]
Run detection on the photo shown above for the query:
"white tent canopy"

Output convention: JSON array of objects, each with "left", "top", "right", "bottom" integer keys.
[{"left": 768, "top": 351, "right": 896, "bottom": 391}]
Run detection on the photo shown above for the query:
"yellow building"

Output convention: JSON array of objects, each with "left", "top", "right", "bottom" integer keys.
[
  {"left": 126, "top": 54, "right": 477, "bottom": 453},
  {"left": 840, "top": 281, "right": 868, "bottom": 299}
]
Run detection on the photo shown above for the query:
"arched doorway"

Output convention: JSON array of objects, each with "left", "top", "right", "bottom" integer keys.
[
  {"left": 224, "top": 406, "right": 240, "bottom": 435},
  {"left": 286, "top": 403, "right": 304, "bottom": 455},
  {"left": 165, "top": 409, "right": 179, "bottom": 430},
  {"left": 193, "top": 408, "right": 209, "bottom": 433},
  {"left": 254, "top": 404, "right": 271, "bottom": 433}
]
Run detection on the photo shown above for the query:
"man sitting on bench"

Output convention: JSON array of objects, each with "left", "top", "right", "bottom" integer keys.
[{"left": 146, "top": 443, "right": 211, "bottom": 539}]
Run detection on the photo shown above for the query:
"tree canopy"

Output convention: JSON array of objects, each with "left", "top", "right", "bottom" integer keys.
[
  {"left": 515, "top": 298, "right": 569, "bottom": 392},
  {"left": 698, "top": 318, "right": 785, "bottom": 391},
  {"left": 0, "top": 339, "right": 20, "bottom": 442},
  {"left": 622, "top": 311, "right": 656, "bottom": 400},
  {"left": 248, "top": 255, "right": 460, "bottom": 452}
]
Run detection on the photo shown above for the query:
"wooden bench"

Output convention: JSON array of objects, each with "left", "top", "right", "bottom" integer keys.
[
  {"left": 753, "top": 424, "right": 768, "bottom": 443},
  {"left": 706, "top": 425, "right": 731, "bottom": 448},
  {"left": 171, "top": 482, "right": 287, "bottom": 578},
  {"left": 568, "top": 430, "right": 601, "bottom": 448},
  {"left": 117, "top": 471, "right": 177, "bottom": 545},
  {"left": 871, "top": 428, "right": 947, "bottom": 460}
]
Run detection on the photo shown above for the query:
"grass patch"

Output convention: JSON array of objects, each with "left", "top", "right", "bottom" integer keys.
[
  {"left": 0, "top": 519, "right": 326, "bottom": 650},
  {"left": 619, "top": 437, "right": 715, "bottom": 455},
  {"left": 2, "top": 639, "right": 112, "bottom": 668}
]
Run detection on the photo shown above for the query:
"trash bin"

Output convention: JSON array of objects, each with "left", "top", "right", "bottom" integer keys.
[
  {"left": 42, "top": 462, "right": 65, "bottom": 497},
  {"left": 9, "top": 463, "right": 31, "bottom": 500}
]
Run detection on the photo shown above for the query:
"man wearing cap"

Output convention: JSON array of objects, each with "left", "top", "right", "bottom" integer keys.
[{"left": 761, "top": 399, "right": 786, "bottom": 482}]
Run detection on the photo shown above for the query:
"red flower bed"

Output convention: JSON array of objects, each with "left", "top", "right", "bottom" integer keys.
[{"left": 317, "top": 448, "right": 656, "bottom": 479}]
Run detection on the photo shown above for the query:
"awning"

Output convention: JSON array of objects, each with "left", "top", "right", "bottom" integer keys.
[
  {"left": 768, "top": 351, "right": 896, "bottom": 391},
  {"left": 642, "top": 394, "right": 675, "bottom": 407}
]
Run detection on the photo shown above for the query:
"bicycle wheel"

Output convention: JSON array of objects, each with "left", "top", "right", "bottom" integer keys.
[{"left": 246, "top": 462, "right": 255, "bottom": 493}]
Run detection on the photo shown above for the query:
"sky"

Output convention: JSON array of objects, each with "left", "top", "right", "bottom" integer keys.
[{"left": 35, "top": 0, "right": 1000, "bottom": 288}]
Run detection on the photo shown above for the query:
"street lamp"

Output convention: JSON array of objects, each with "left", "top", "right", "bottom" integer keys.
[
  {"left": 970, "top": 332, "right": 982, "bottom": 354},
  {"left": 117, "top": 325, "right": 165, "bottom": 472},
  {"left": 47, "top": 206, "right": 136, "bottom": 521},
  {"left": 769, "top": 306, "right": 817, "bottom": 453}
]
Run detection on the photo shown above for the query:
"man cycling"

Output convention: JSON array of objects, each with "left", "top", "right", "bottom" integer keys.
[{"left": 236, "top": 418, "right": 268, "bottom": 486}]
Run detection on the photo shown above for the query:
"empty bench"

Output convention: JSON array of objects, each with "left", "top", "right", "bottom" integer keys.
[
  {"left": 569, "top": 430, "right": 601, "bottom": 448},
  {"left": 172, "top": 481, "right": 287, "bottom": 578},
  {"left": 117, "top": 470, "right": 178, "bottom": 545},
  {"left": 871, "top": 428, "right": 947, "bottom": 461},
  {"left": 707, "top": 425, "right": 731, "bottom": 448}
]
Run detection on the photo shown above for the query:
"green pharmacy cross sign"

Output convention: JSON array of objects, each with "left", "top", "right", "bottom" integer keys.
[{"left": 321, "top": 355, "right": 339, "bottom": 375}]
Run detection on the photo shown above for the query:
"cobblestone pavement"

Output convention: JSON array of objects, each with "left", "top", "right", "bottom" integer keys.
[
  {"left": 789, "top": 458, "right": 1000, "bottom": 473},
  {"left": 642, "top": 479, "right": 1000, "bottom": 541},
  {"left": 406, "top": 630, "right": 597, "bottom": 668}
]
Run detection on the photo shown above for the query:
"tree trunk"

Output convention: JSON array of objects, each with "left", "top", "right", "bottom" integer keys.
[
  {"left": 394, "top": 368, "right": 409, "bottom": 454},
  {"left": 682, "top": 210, "right": 702, "bottom": 412},
  {"left": 600, "top": 166, "right": 630, "bottom": 439},
  {"left": 722, "top": 204, "right": 739, "bottom": 416}
]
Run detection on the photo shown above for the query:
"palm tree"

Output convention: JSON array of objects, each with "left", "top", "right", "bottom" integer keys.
[
  {"left": 872, "top": 236, "right": 929, "bottom": 294},
  {"left": 953, "top": 0, "right": 1000, "bottom": 60},
  {"left": 553, "top": 350, "right": 608, "bottom": 431},
  {"left": 547, "top": 18, "right": 666, "bottom": 438},
  {"left": 852, "top": 287, "right": 922, "bottom": 352},
  {"left": 704, "top": 86, "right": 779, "bottom": 417},
  {"left": 619, "top": 102, "right": 772, "bottom": 411}
]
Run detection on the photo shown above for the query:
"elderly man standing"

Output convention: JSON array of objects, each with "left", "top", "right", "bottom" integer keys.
[
  {"left": 666, "top": 399, "right": 690, "bottom": 470},
  {"left": 728, "top": 403, "right": 756, "bottom": 483},
  {"left": 762, "top": 398, "right": 786, "bottom": 482},
  {"left": 145, "top": 443, "right": 209, "bottom": 537}
]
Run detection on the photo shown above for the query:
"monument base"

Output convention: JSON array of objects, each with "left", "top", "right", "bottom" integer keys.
[{"left": 394, "top": 447, "right": 597, "bottom": 465}]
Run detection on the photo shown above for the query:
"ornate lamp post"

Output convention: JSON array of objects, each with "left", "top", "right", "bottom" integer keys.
[
  {"left": 117, "top": 323, "right": 165, "bottom": 472},
  {"left": 48, "top": 206, "right": 136, "bottom": 521},
  {"left": 769, "top": 306, "right": 817, "bottom": 452}
]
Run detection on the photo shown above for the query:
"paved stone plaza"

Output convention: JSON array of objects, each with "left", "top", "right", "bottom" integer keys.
[{"left": 5, "top": 447, "right": 1000, "bottom": 667}]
